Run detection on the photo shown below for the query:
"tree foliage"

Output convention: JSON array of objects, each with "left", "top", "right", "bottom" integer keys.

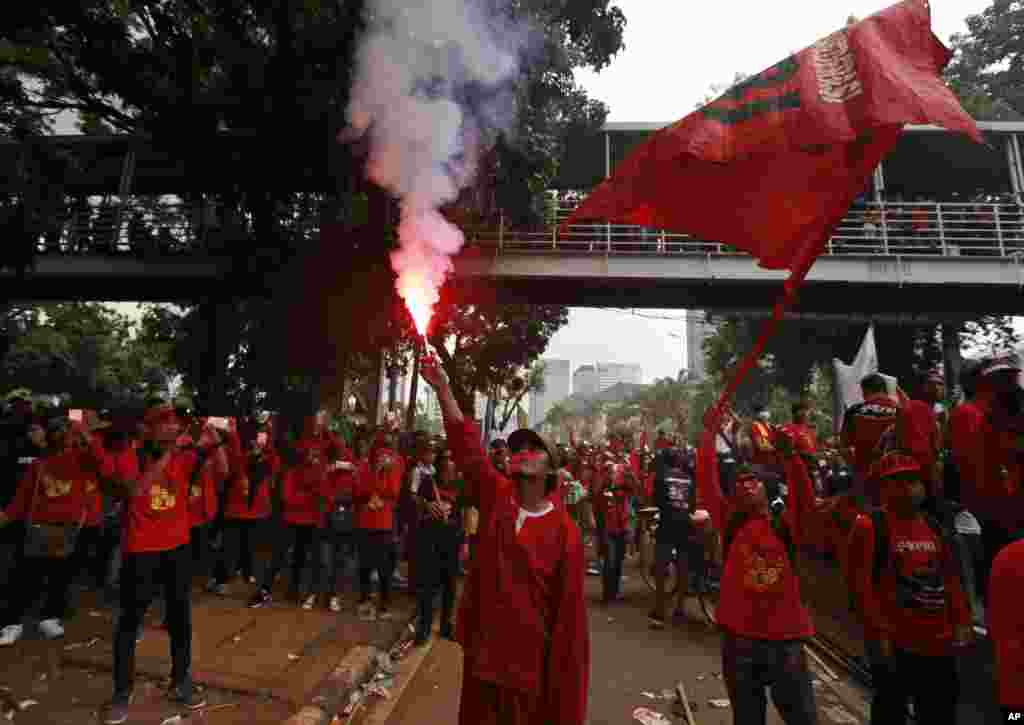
[
  {"left": 1, "top": 302, "right": 172, "bottom": 407},
  {"left": 947, "top": 0, "right": 1024, "bottom": 121}
]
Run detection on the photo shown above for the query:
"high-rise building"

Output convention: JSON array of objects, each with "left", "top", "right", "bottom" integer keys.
[
  {"left": 597, "top": 362, "right": 643, "bottom": 391},
  {"left": 529, "top": 359, "right": 572, "bottom": 427},
  {"left": 686, "top": 310, "right": 708, "bottom": 381},
  {"left": 573, "top": 364, "right": 599, "bottom": 397}
]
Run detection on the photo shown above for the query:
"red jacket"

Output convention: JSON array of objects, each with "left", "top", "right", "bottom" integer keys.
[
  {"left": 446, "top": 418, "right": 589, "bottom": 725},
  {"left": 224, "top": 437, "right": 279, "bottom": 521},
  {"left": 353, "top": 450, "right": 402, "bottom": 531},
  {"left": 848, "top": 511, "right": 970, "bottom": 656},
  {"left": 991, "top": 539, "right": 1024, "bottom": 708},
  {"left": 281, "top": 463, "right": 329, "bottom": 527},
  {"left": 699, "top": 454, "right": 816, "bottom": 641},
  {"left": 952, "top": 392, "right": 1023, "bottom": 527}
]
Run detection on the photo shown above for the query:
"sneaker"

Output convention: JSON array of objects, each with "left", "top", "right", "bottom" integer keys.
[
  {"left": 973, "top": 624, "right": 989, "bottom": 638},
  {"left": 328, "top": 596, "right": 341, "bottom": 613},
  {"left": 247, "top": 576, "right": 257, "bottom": 585},
  {"left": 38, "top": 618, "right": 65, "bottom": 640},
  {"left": 0, "top": 624, "right": 24, "bottom": 646},
  {"left": 248, "top": 589, "right": 272, "bottom": 609},
  {"left": 169, "top": 686, "right": 206, "bottom": 710},
  {"left": 102, "top": 697, "right": 131, "bottom": 725},
  {"left": 301, "top": 594, "right": 316, "bottom": 610}
]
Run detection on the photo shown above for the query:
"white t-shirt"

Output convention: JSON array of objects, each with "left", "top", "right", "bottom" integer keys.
[{"left": 516, "top": 501, "right": 555, "bottom": 534}]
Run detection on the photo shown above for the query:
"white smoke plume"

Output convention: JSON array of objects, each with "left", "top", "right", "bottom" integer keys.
[{"left": 346, "top": 0, "right": 532, "bottom": 336}]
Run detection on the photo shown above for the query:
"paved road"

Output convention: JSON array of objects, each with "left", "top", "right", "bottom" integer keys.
[{"left": 352, "top": 563, "right": 870, "bottom": 725}]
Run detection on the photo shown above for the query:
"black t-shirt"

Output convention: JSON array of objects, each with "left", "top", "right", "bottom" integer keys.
[
  {"left": 0, "top": 423, "right": 42, "bottom": 509},
  {"left": 655, "top": 455, "right": 696, "bottom": 530}
]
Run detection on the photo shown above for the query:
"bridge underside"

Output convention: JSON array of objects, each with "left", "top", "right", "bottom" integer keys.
[{"left": 2, "top": 252, "right": 1022, "bottom": 317}]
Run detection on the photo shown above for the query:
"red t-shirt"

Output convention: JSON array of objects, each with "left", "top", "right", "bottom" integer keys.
[
  {"left": 848, "top": 512, "right": 970, "bottom": 656},
  {"left": 281, "top": 463, "right": 328, "bottom": 527},
  {"left": 899, "top": 399, "right": 941, "bottom": 495},
  {"left": 781, "top": 422, "right": 817, "bottom": 455},
  {"left": 991, "top": 539, "right": 1024, "bottom": 708},
  {"left": 353, "top": 451, "right": 402, "bottom": 531},
  {"left": 4, "top": 452, "right": 104, "bottom": 526},
  {"left": 596, "top": 465, "right": 632, "bottom": 535},
  {"left": 953, "top": 394, "right": 1023, "bottom": 527},
  {"left": 188, "top": 461, "right": 219, "bottom": 527},
  {"left": 117, "top": 447, "right": 198, "bottom": 554},
  {"left": 703, "top": 456, "right": 816, "bottom": 641}
]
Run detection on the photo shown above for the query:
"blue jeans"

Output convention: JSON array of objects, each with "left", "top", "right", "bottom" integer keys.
[{"left": 603, "top": 532, "right": 626, "bottom": 602}]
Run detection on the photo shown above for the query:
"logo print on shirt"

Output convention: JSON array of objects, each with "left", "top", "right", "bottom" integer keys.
[
  {"left": 43, "top": 475, "right": 73, "bottom": 498},
  {"left": 150, "top": 483, "right": 176, "bottom": 512},
  {"left": 740, "top": 542, "right": 788, "bottom": 593}
]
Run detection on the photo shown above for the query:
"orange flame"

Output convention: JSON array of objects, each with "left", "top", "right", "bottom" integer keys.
[{"left": 398, "top": 272, "right": 437, "bottom": 338}]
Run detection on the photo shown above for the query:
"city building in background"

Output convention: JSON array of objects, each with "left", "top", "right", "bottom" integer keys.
[
  {"left": 529, "top": 358, "right": 572, "bottom": 427},
  {"left": 597, "top": 362, "right": 643, "bottom": 390},
  {"left": 685, "top": 309, "right": 707, "bottom": 382},
  {"left": 573, "top": 364, "right": 599, "bottom": 398}
]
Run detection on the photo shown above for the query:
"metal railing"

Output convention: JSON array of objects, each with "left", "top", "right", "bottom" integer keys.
[{"left": 10, "top": 197, "right": 1024, "bottom": 260}]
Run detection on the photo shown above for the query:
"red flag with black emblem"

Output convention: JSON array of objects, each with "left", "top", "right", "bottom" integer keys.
[
  {"left": 564, "top": 0, "right": 981, "bottom": 501},
  {"left": 566, "top": 0, "right": 979, "bottom": 273}
]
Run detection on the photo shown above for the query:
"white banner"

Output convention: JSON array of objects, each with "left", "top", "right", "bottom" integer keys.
[{"left": 832, "top": 325, "right": 898, "bottom": 433}]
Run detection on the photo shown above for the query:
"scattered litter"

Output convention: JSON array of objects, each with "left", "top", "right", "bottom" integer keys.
[
  {"left": 812, "top": 678, "right": 825, "bottom": 689},
  {"left": 708, "top": 698, "right": 731, "bottom": 709},
  {"left": 607, "top": 617, "right": 615, "bottom": 623},
  {"left": 88, "top": 611, "right": 103, "bottom": 618},
  {"left": 713, "top": 673, "right": 722, "bottom": 679},
  {"left": 696, "top": 675, "right": 706, "bottom": 681},
  {"left": 37, "top": 675, "right": 46, "bottom": 682},
  {"left": 329, "top": 716, "right": 342, "bottom": 725},
  {"left": 660, "top": 689, "right": 674, "bottom": 700},
  {"left": 64, "top": 637, "right": 101, "bottom": 651},
  {"left": 641, "top": 692, "right": 659, "bottom": 699},
  {"left": 159, "top": 716, "right": 183, "bottom": 725},
  {"left": 198, "top": 704, "right": 239, "bottom": 714},
  {"left": 312, "top": 696, "right": 327, "bottom": 706},
  {"left": 287, "top": 653, "right": 301, "bottom": 661},
  {"left": 375, "top": 652, "right": 394, "bottom": 674},
  {"left": 4, "top": 711, "right": 13, "bottom": 722},
  {"left": 632, "top": 707, "right": 672, "bottom": 725},
  {"left": 367, "top": 683, "right": 391, "bottom": 699},
  {"left": 16, "top": 701, "right": 36, "bottom": 712},
  {"left": 824, "top": 705, "right": 859, "bottom": 724},
  {"left": 232, "top": 636, "right": 242, "bottom": 643}
]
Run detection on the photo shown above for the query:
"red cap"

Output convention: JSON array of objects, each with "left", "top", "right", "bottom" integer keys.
[{"left": 869, "top": 452, "right": 921, "bottom": 482}]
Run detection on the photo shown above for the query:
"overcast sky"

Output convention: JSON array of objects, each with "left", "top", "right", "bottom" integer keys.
[
  {"left": 106, "top": 0, "right": 995, "bottom": 385},
  {"left": 546, "top": 0, "right": 992, "bottom": 384}
]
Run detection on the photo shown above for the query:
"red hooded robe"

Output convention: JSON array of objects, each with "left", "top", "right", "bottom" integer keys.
[{"left": 445, "top": 418, "right": 590, "bottom": 725}]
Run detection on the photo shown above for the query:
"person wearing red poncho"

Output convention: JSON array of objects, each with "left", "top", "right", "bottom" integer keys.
[
  {"left": 990, "top": 536, "right": 1024, "bottom": 720},
  {"left": 420, "top": 354, "right": 589, "bottom": 725},
  {"left": 847, "top": 452, "right": 972, "bottom": 724},
  {"left": 0, "top": 418, "right": 111, "bottom": 646},
  {"left": 696, "top": 426, "right": 818, "bottom": 725}
]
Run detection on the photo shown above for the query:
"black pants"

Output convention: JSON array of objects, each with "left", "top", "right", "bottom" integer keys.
[
  {"left": 721, "top": 635, "right": 818, "bottom": 725},
  {"left": 189, "top": 524, "right": 212, "bottom": 580},
  {"left": 70, "top": 525, "right": 116, "bottom": 590},
  {"left": 113, "top": 545, "right": 192, "bottom": 701},
  {"left": 413, "top": 525, "right": 461, "bottom": 638},
  {"left": 979, "top": 518, "right": 1014, "bottom": 605},
  {"left": 871, "top": 648, "right": 958, "bottom": 724},
  {"left": 1, "top": 551, "right": 76, "bottom": 624},
  {"left": 261, "top": 523, "right": 320, "bottom": 596},
  {"left": 602, "top": 532, "right": 627, "bottom": 602},
  {"left": 321, "top": 529, "right": 357, "bottom": 597},
  {"left": 357, "top": 529, "right": 395, "bottom": 606},
  {"left": 213, "top": 518, "right": 265, "bottom": 584}
]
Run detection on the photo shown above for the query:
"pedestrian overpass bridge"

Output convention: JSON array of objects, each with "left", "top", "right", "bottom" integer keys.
[{"left": 2, "top": 197, "right": 1022, "bottom": 317}]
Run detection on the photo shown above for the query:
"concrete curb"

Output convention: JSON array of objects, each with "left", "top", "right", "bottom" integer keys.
[{"left": 283, "top": 615, "right": 415, "bottom": 725}]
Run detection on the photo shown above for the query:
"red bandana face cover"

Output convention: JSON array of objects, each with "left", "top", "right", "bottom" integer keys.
[{"left": 507, "top": 450, "right": 547, "bottom": 477}]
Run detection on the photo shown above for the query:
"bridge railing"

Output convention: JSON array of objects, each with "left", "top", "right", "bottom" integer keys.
[
  {"left": 461, "top": 199, "right": 1024, "bottom": 258},
  {"left": 20, "top": 197, "right": 1024, "bottom": 259}
]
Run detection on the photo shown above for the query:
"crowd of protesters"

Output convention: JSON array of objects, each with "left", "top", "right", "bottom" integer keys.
[{"left": 1, "top": 345, "right": 1024, "bottom": 725}]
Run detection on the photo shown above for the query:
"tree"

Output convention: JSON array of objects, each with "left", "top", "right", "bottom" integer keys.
[
  {"left": 947, "top": 1, "right": 1024, "bottom": 121},
  {"left": 2, "top": 302, "right": 173, "bottom": 407},
  {"left": 495, "top": 361, "right": 545, "bottom": 432},
  {"left": 427, "top": 303, "right": 568, "bottom": 416}
]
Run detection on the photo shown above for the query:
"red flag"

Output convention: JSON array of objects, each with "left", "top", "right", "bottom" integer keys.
[
  {"left": 566, "top": 0, "right": 981, "bottom": 508},
  {"left": 566, "top": 0, "right": 979, "bottom": 273}
]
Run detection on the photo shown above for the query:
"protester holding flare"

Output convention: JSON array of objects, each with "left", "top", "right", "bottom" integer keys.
[{"left": 420, "top": 352, "right": 589, "bottom": 725}]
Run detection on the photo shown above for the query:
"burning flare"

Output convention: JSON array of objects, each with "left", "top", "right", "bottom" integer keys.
[{"left": 345, "top": 0, "right": 530, "bottom": 338}]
